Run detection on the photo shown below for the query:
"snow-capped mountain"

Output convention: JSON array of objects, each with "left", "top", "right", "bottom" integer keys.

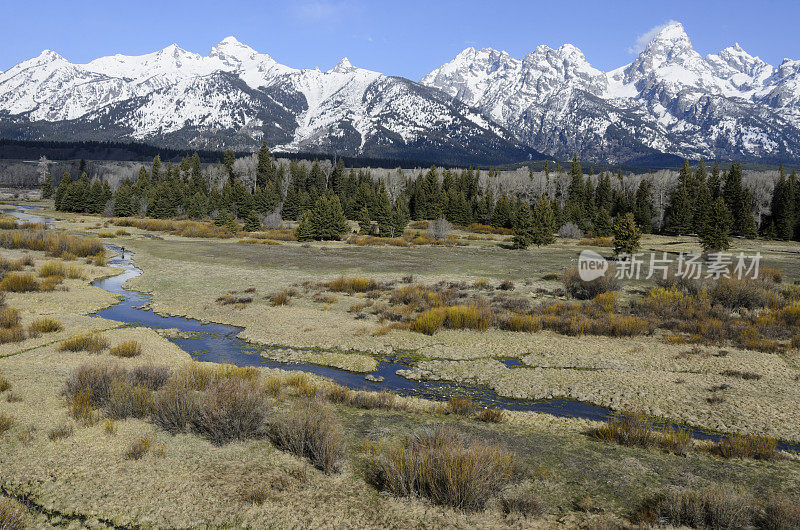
[
  {"left": 1, "top": 25, "right": 799, "bottom": 165},
  {"left": 0, "top": 38, "right": 535, "bottom": 166},
  {"left": 422, "top": 22, "right": 800, "bottom": 163}
]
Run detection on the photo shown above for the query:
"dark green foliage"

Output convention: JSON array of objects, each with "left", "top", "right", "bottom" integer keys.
[
  {"left": 667, "top": 185, "right": 692, "bottom": 235},
  {"left": 243, "top": 211, "right": 262, "bottom": 232},
  {"left": 511, "top": 203, "right": 533, "bottom": 249},
  {"left": 357, "top": 206, "right": 371, "bottom": 235},
  {"left": 41, "top": 171, "right": 54, "bottom": 199},
  {"left": 531, "top": 195, "right": 556, "bottom": 247},
  {"left": 699, "top": 197, "right": 733, "bottom": 252},
  {"left": 612, "top": 212, "right": 641, "bottom": 256},
  {"left": 723, "top": 162, "right": 757, "bottom": 238}
]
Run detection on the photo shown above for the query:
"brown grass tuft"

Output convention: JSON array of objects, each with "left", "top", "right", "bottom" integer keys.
[
  {"left": 110, "top": 340, "right": 142, "bottom": 358},
  {"left": 0, "top": 272, "right": 39, "bottom": 292},
  {"left": 58, "top": 332, "right": 109, "bottom": 353},
  {"left": 47, "top": 423, "right": 75, "bottom": 441},
  {"left": 27, "top": 316, "right": 62, "bottom": 335},
  {"left": 324, "top": 276, "right": 379, "bottom": 293},
  {"left": 0, "top": 497, "right": 28, "bottom": 530},
  {"left": 270, "top": 400, "right": 344, "bottom": 473},
  {"left": 367, "top": 425, "right": 515, "bottom": 510}
]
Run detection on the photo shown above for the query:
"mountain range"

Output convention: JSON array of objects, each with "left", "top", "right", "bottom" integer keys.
[{"left": 1, "top": 22, "right": 798, "bottom": 165}]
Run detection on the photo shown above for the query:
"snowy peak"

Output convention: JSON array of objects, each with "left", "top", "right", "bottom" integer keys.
[
  {"left": 209, "top": 36, "right": 259, "bottom": 64},
  {"left": 329, "top": 57, "right": 356, "bottom": 73}
]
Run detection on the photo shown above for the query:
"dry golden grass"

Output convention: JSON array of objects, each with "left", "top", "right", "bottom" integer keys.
[
  {"left": 410, "top": 305, "right": 491, "bottom": 335},
  {"left": 269, "top": 400, "right": 344, "bottom": 473},
  {"left": 38, "top": 259, "right": 65, "bottom": 277},
  {"left": 324, "top": 276, "right": 379, "bottom": 293},
  {"left": 0, "top": 326, "right": 25, "bottom": 344},
  {"left": 0, "top": 497, "right": 28, "bottom": 530},
  {"left": 110, "top": 340, "right": 143, "bottom": 358},
  {"left": 446, "top": 396, "right": 477, "bottom": 415},
  {"left": 59, "top": 332, "right": 109, "bottom": 353},
  {"left": 125, "top": 434, "right": 153, "bottom": 460},
  {"left": 0, "top": 375, "right": 9, "bottom": 393},
  {"left": 47, "top": 423, "right": 75, "bottom": 441},
  {"left": 268, "top": 290, "right": 291, "bottom": 306},
  {"left": 368, "top": 425, "right": 515, "bottom": 511},
  {"left": 112, "top": 218, "right": 231, "bottom": 239},
  {"left": 0, "top": 271, "right": 39, "bottom": 292},
  {"left": 27, "top": 316, "right": 63, "bottom": 335},
  {"left": 639, "top": 485, "right": 754, "bottom": 529},
  {"left": 0, "top": 307, "right": 20, "bottom": 328},
  {"left": 475, "top": 408, "right": 505, "bottom": 423},
  {"left": 0, "top": 413, "right": 15, "bottom": 435},
  {"left": 0, "top": 227, "right": 104, "bottom": 257},
  {"left": 498, "top": 313, "right": 542, "bottom": 332},
  {"left": 718, "top": 433, "right": 777, "bottom": 460}
]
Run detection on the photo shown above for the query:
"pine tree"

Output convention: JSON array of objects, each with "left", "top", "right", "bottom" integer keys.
[
  {"left": 296, "top": 211, "right": 315, "bottom": 241},
  {"left": 693, "top": 181, "right": 712, "bottom": 236},
  {"left": 374, "top": 188, "right": 393, "bottom": 236},
  {"left": 612, "top": 213, "right": 641, "bottom": 256},
  {"left": 223, "top": 149, "right": 236, "bottom": 183},
  {"left": 594, "top": 208, "right": 612, "bottom": 236},
  {"left": 667, "top": 185, "right": 692, "bottom": 235},
  {"left": 40, "top": 162, "right": 54, "bottom": 199},
  {"left": 511, "top": 203, "right": 533, "bottom": 249},
  {"left": 633, "top": 179, "right": 653, "bottom": 233},
  {"left": 256, "top": 141, "right": 274, "bottom": 189},
  {"left": 357, "top": 206, "right": 371, "bottom": 235},
  {"left": 390, "top": 198, "right": 410, "bottom": 238},
  {"left": 113, "top": 185, "right": 134, "bottom": 217},
  {"left": 723, "top": 162, "right": 757, "bottom": 238},
  {"left": 243, "top": 210, "right": 262, "bottom": 232},
  {"left": 151, "top": 155, "right": 162, "bottom": 182},
  {"left": 54, "top": 172, "right": 71, "bottom": 211},
  {"left": 771, "top": 172, "right": 795, "bottom": 240},
  {"left": 215, "top": 209, "right": 232, "bottom": 227},
  {"left": 699, "top": 197, "right": 733, "bottom": 252},
  {"left": 531, "top": 195, "right": 556, "bottom": 247}
]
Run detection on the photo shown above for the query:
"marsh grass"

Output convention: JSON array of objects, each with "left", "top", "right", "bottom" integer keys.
[
  {"left": 110, "top": 340, "right": 142, "bottom": 358},
  {"left": 27, "top": 317, "right": 62, "bottom": 335},
  {"left": 112, "top": 218, "right": 231, "bottom": 239},
  {"left": 0, "top": 497, "right": 28, "bottom": 530},
  {"left": 410, "top": 305, "right": 491, "bottom": 335},
  {"left": 446, "top": 397, "right": 477, "bottom": 415},
  {"left": 47, "top": 423, "right": 74, "bottom": 441},
  {"left": 270, "top": 400, "right": 344, "bottom": 473},
  {"left": 367, "top": 425, "right": 515, "bottom": 511},
  {"left": 0, "top": 326, "right": 25, "bottom": 344},
  {"left": 0, "top": 228, "right": 104, "bottom": 257},
  {"left": 38, "top": 260, "right": 65, "bottom": 277},
  {"left": 475, "top": 408, "right": 505, "bottom": 423},
  {"left": 268, "top": 290, "right": 291, "bottom": 306},
  {"left": 638, "top": 485, "right": 754, "bottom": 529},
  {"left": 592, "top": 412, "right": 692, "bottom": 455},
  {"left": 763, "top": 493, "right": 800, "bottom": 530},
  {"left": 0, "top": 307, "right": 20, "bottom": 328},
  {"left": 0, "top": 413, "right": 14, "bottom": 436},
  {"left": 718, "top": 433, "right": 777, "bottom": 460},
  {"left": 0, "top": 272, "right": 39, "bottom": 292},
  {"left": 59, "top": 332, "right": 109, "bottom": 353},
  {"left": 324, "top": 276, "right": 379, "bottom": 293},
  {"left": 125, "top": 434, "right": 153, "bottom": 460}
]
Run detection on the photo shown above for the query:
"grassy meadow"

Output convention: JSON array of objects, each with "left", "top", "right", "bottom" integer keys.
[{"left": 0, "top": 201, "right": 799, "bottom": 528}]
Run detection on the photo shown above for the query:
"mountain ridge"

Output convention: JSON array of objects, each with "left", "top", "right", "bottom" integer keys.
[{"left": 1, "top": 24, "right": 799, "bottom": 165}]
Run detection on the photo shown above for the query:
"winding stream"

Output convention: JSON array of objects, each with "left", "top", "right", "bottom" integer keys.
[{"left": 6, "top": 204, "right": 799, "bottom": 450}]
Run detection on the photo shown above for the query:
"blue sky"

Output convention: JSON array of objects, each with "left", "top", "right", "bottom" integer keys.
[{"left": 2, "top": 0, "right": 798, "bottom": 78}]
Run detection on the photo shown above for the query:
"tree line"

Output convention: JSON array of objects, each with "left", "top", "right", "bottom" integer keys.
[{"left": 45, "top": 143, "right": 800, "bottom": 250}]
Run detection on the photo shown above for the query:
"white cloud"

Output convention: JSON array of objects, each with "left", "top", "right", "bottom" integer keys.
[{"left": 628, "top": 20, "right": 680, "bottom": 54}]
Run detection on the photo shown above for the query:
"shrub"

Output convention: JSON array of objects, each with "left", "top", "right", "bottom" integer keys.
[
  {"left": 592, "top": 291, "right": 618, "bottom": 313},
  {"left": 475, "top": 408, "right": 505, "bottom": 423},
  {"left": 285, "top": 372, "right": 318, "bottom": 397},
  {"left": 718, "top": 433, "right": 777, "bottom": 460},
  {"left": 347, "top": 390, "right": 398, "bottom": 410},
  {"left": 592, "top": 412, "right": 654, "bottom": 448},
  {"left": 563, "top": 267, "right": 619, "bottom": 300},
  {"left": 389, "top": 285, "right": 446, "bottom": 310},
  {"left": 709, "top": 277, "right": 773, "bottom": 310},
  {"left": 324, "top": 276, "right": 379, "bottom": 293},
  {"left": 427, "top": 218, "right": 452, "bottom": 240},
  {"left": 446, "top": 397, "right": 477, "bottom": 415},
  {"left": 0, "top": 272, "right": 39, "bottom": 292},
  {"left": 58, "top": 332, "right": 109, "bottom": 353},
  {"left": 151, "top": 378, "right": 198, "bottom": 434},
  {"left": 129, "top": 365, "right": 171, "bottom": 391},
  {"left": 498, "top": 279, "right": 515, "bottom": 291},
  {"left": 0, "top": 497, "right": 27, "bottom": 530},
  {"left": 65, "top": 264, "right": 83, "bottom": 279},
  {"left": 368, "top": 425, "right": 515, "bottom": 510},
  {"left": 270, "top": 400, "right": 344, "bottom": 473},
  {"left": 268, "top": 290, "right": 291, "bottom": 306},
  {"left": 0, "top": 375, "right": 9, "bottom": 393},
  {"left": 191, "top": 378, "right": 270, "bottom": 445},
  {"left": 106, "top": 379, "right": 153, "bottom": 419},
  {"left": 48, "top": 423, "right": 74, "bottom": 441},
  {"left": 28, "top": 317, "right": 62, "bottom": 334},
  {"left": 0, "top": 307, "right": 20, "bottom": 329},
  {"left": 763, "top": 493, "right": 800, "bottom": 530},
  {"left": 125, "top": 434, "right": 153, "bottom": 460},
  {"left": 38, "top": 260, "right": 65, "bottom": 277},
  {"left": 641, "top": 485, "right": 753, "bottom": 529},
  {"left": 0, "top": 228, "right": 104, "bottom": 257},
  {"left": 110, "top": 340, "right": 142, "bottom": 358},
  {"left": 0, "top": 327, "right": 25, "bottom": 344},
  {"left": 62, "top": 362, "right": 128, "bottom": 408},
  {"left": 0, "top": 413, "right": 14, "bottom": 435},
  {"left": 558, "top": 222, "right": 583, "bottom": 239},
  {"left": 410, "top": 305, "right": 492, "bottom": 335}
]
